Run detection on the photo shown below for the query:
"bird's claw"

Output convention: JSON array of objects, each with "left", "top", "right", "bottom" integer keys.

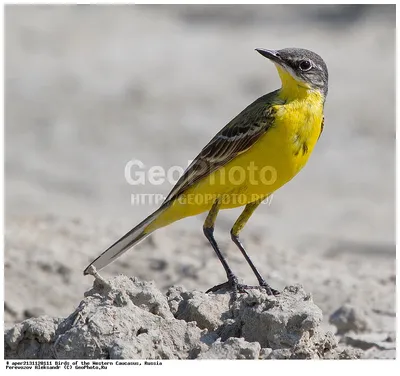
[{"left": 207, "top": 277, "right": 280, "bottom": 298}]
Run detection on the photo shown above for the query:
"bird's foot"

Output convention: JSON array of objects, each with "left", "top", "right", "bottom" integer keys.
[
  {"left": 259, "top": 280, "right": 280, "bottom": 296},
  {"left": 206, "top": 276, "right": 279, "bottom": 298}
]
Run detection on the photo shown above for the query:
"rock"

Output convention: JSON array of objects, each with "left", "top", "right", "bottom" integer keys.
[
  {"left": 166, "top": 285, "right": 187, "bottom": 315},
  {"left": 4, "top": 275, "right": 358, "bottom": 360},
  {"left": 336, "top": 347, "right": 363, "bottom": 359},
  {"left": 233, "top": 285, "right": 323, "bottom": 349},
  {"left": 5, "top": 316, "right": 62, "bottom": 358},
  {"left": 259, "top": 347, "right": 273, "bottom": 359},
  {"left": 267, "top": 348, "right": 294, "bottom": 359},
  {"left": 85, "top": 275, "right": 174, "bottom": 320},
  {"left": 5, "top": 276, "right": 206, "bottom": 359},
  {"left": 260, "top": 330, "right": 339, "bottom": 359},
  {"left": 198, "top": 337, "right": 261, "bottom": 359},
  {"left": 329, "top": 304, "right": 371, "bottom": 335},
  {"left": 168, "top": 288, "right": 231, "bottom": 331}
]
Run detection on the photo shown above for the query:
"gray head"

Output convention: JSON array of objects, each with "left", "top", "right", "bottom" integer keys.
[{"left": 255, "top": 47, "right": 329, "bottom": 97}]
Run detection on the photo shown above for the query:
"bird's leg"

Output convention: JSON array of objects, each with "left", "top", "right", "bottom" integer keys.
[
  {"left": 230, "top": 198, "right": 279, "bottom": 296},
  {"left": 203, "top": 198, "right": 242, "bottom": 295}
]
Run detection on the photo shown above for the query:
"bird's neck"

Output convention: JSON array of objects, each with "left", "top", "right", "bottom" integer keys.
[{"left": 275, "top": 65, "right": 324, "bottom": 105}]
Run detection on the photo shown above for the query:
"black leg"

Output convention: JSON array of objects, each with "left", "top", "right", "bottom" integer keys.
[
  {"left": 230, "top": 199, "right": 279, "bottom": 296},
  {"left": 203, "top": 199, "right": 240, "bottom": 294},
  {"left": 203, "top": 226, "right": 238, "bottom": 289},
  {"left": 231, "top": 231, "right": 279, "bottom": 296}
]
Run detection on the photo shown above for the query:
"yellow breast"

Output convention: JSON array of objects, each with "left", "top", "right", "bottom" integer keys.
[{"left": 270, "top": 89, "right": 324, "bottom": 177}]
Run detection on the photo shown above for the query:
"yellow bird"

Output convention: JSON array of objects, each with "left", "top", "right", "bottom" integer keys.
[{"left": 84, "top": 47, "right": 328, "bottom": 295}]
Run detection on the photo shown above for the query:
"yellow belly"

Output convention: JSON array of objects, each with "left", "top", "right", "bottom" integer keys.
[{"left": 147, "top": 97, "right": 323, "bottom": 231}]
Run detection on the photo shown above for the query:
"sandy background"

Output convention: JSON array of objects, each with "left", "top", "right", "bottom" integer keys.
[{"left": 4, "top": 5, "right": 395, "bottom": 358}]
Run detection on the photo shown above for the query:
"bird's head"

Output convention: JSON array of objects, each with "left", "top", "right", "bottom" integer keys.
[{"left": 256, "top": 47, "right": 328, "bottom": 99}]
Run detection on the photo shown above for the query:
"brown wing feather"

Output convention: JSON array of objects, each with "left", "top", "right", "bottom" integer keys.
[{"left": 164, "top": 93, "right": 277, "bottom": 203}]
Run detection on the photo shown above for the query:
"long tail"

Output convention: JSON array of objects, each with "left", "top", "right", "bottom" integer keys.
[{"left": 83, "top": 204, "right": 169, "bottom": 275}]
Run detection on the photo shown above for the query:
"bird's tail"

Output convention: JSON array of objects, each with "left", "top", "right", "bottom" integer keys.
[{"left": 83, "top": 204, "right": 169, "bottom": 275}]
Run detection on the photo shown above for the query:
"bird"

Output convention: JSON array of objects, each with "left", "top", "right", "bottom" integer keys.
[{"left": 84, "top": 47, "right": 328, "bottom": 296}]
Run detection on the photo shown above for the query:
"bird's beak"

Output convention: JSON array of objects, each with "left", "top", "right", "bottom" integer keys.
[{"left": 255, "top": 48, "right": 283, "bottom": 66}]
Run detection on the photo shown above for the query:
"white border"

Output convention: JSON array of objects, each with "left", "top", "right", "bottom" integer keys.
[{"left": 1, "top": 2, "right": 398, "bottom": 374}]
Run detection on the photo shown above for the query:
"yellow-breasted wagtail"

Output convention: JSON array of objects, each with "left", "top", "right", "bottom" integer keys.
[{"left": 84, "top": 47, "right": 328, "bottom": 296}]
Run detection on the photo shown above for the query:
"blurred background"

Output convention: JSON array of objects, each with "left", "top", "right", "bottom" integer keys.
[{"left": 4, "top": 5, "right": 395, "bottom": 350}]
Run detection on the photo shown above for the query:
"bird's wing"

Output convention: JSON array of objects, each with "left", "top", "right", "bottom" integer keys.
[{"left": 164, "top": 94, "right": 277, "bottom": 203}]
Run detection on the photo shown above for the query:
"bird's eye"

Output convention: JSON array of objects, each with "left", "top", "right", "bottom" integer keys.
[{"left": 299, "top": 60, "right": 312, "bottom": 71}]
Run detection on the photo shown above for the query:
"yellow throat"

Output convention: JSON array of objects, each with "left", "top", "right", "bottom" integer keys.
[{"left": 275, "top": 64, "right": 324, "bottom": 103}]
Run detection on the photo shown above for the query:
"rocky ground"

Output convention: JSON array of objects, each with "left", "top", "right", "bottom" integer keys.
[
  {"left": 4, "top": 274, "right": 363, "bottom": 359},
  {"left": 5, "top": 5, "right": 395, "bottom": 359},
  {"left": 4, "top": 217, "right": 396, "bottom": 359}
]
